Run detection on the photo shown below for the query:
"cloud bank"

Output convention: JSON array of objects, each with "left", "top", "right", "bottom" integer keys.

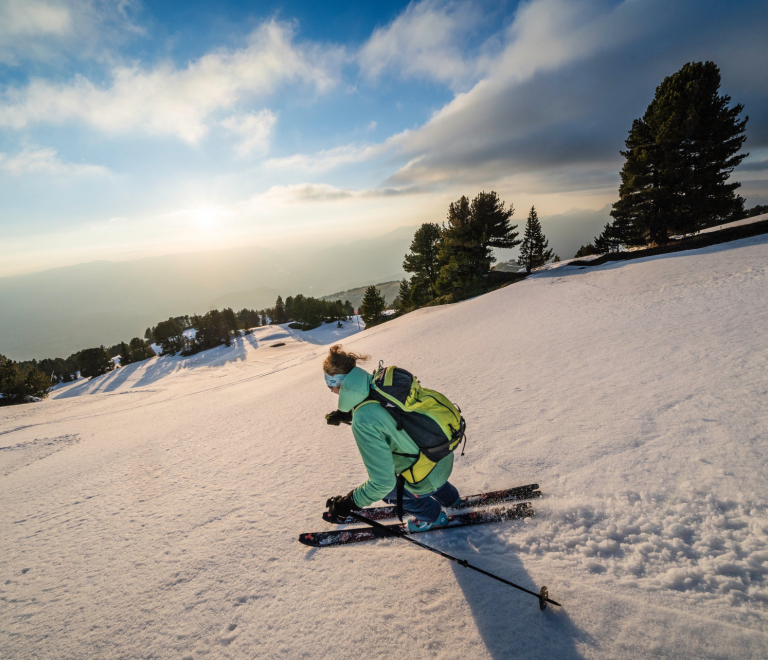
[{"left": 0, "top": 20, "right": 343, "bottom": 143}]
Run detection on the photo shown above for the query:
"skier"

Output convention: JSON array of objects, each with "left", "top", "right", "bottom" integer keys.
[{"left": 323, "top": 344, "right": 460, "bottom": 532}]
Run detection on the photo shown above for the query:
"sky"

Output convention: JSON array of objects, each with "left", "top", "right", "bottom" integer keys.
[{"left": 1, "top": 0, "right": 767, "bottom": 277}]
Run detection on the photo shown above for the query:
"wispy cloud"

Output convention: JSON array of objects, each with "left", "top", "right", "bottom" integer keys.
[
  {"left": 0, "top": 147, "right": 108, "bottom": 176},
  {"left": 358, "top": 0, "right": 481, "bottom": 90},
  {"left": 741, "top": 158, "right": 768, "bottom": 172},
  {"left": 0, "top": 0, "right": 144, "bottom": 65},
  {"left": 266, "top": 142, "right": 387, "bottom": 172},
  {"left": 248, "top": 183, "right": 422, "bottom": 206},
  {"left": 0, "top": 0, "right": 71, "bottom": 36},
  {"left": 0, "top": 20, "right": 343, "bottom": 143},
  {"left": 221, "top": 109, "right": 278, "bottom": 156}
]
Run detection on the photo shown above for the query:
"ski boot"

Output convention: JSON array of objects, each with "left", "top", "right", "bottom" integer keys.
[{"left": 407, "top": 511, "right": 448, "bottom": 533}]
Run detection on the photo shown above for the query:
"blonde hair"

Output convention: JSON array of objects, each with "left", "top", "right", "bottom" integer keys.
[{"left": 323, "top": 344, "right": 369, "bottom": 375}]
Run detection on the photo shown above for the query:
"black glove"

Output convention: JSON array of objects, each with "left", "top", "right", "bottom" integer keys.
[
  {"left": 326, "top": 410, "right": 353, "bottom": 426},
  {"left": 326, "top": 490, "right": 360, "bottom": 522}
]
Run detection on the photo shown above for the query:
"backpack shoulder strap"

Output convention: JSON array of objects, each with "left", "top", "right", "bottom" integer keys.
[{"left": 352, "top": 399, "right": 378, "bottom": 414}]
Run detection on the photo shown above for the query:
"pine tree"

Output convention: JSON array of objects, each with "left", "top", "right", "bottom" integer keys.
[
  {"left": 129, "top": 337, "right": 155, "bottom": 362},
  {"left": 222, "top": 307, "right": 239, "bottom": 336},
  {"left": 518, "top": 206, "right": 554, "bottom": 273},
  {"left": 273, "top": 296, "right": 287, "bottom": 324},
  {"left": 77, "top": 346, "right": 115, "bottom": 379},
  {"left": 0, "top": 356, "right": 52, "bottom": 403},
  {"left": 359, "top": 285, "right": 386, "bottom": 327},
  {"left": 118, "top": 341, "right": 131, "bottom": 366},
  {"left": 611, "top": 61, "right": 748, "bottom": 244},
  {"left": 436, "top": 191, "right": 519, "bottom": 296},
  {"left": 153, "top": 318, "right": 185, "bottom": 355},
  {"left": 574, "top": 244, "right": 599, "bottom": 258},
  {"left": 394, "top": 278, "right": 412, "bottom": 314},
  {"left": 403, "top": 223, "right": 442, "bottom": 301}
]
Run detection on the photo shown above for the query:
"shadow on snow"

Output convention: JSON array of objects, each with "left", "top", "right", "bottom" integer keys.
[
  {"left": 50, "top": 321, "right": 363, "bottom": 398},
  {"left": 446, "top": 530, "right": 592, "bottom": 659}
]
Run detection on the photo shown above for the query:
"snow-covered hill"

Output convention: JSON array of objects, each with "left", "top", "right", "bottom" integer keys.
[{"left": 2, "top": 235, "right": 768, "bottom": 659}]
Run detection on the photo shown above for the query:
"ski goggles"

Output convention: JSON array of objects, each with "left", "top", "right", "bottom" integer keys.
[{"left": 324, "top": 372, "right": 346, "bottom": 389}]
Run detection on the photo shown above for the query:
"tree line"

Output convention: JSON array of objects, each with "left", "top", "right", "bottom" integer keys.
[
  {"left": 269, "top": 295, "right": 354, "bottom": 329},
  {"left": 394, "top": 194, "right": 555, "bottom": 315},
  {"left": 2, "top": 294, "right": 359, "bottom": 405}
]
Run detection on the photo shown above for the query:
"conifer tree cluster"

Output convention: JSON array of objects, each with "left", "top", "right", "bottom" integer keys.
[
  {"left": 397, "top": 191, "right": 523, "bottom": 312},
  {"left": 604, "top": 61, "right": 748, "bottom": 248},
  {"left": 0, "top": 354, "right": 52, "bottom": 404},
  {"left": 284, "top": 295, "right": 352, "bottom": 329},
  {"left": 77, "top": 347, "right": 115, "bottom": 379}
]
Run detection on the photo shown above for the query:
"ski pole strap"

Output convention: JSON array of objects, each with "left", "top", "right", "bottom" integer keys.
[
  {"left": 346, "top": 510, "right": 561, "bottom": 609},
  {"left": 396, "top": 474, "right": 405, "bottom": 521}
]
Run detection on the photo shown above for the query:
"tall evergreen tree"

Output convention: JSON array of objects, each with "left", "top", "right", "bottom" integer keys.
[
  {"left": 222, "top": 307, "right": 239, "bottom": 336},
  {"left": 273, "top": 296, "right": 287, "bottom": 324},
  {"left": 403, "top": 223, "right": 442, "bottom": 301},
  {"left": 436, "top": 191, "right": 519, "bottom": 295},
  {"left": 395, "top": 278, "right": 412, "bottom": 314},
  {"left": 611, "top": 61, "right": 748, "bottom": 244},
  {"left": 359, "top": 286, "right": 386, "bottom": 327},
  {"left": 518, "top": 206, "right": 554, "bottom": 273},
  {"left": 118, "top": 341, "right": 132, "bottom": 366}
]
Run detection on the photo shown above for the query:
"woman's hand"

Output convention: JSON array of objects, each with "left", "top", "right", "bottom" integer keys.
[
  {"left": 326, "top": 410, "right": 353, "bottom": 426},
  {"left": 325, "top": 491, "right": 360, "bottom": 522}
]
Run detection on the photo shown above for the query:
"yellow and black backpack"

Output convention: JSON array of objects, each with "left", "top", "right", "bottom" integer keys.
[{"left": 356, "top": 362, "right": 467, "bottom": 518}]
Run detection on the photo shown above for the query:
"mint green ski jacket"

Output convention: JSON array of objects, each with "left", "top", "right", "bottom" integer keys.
[{"left": 337, "top": 366, "right": 454, "bottom": 508}]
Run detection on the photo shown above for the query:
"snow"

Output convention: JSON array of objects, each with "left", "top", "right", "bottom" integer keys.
[
  {"left": 2, "top": 240, "right": 768, "bottom": 658},
  {"left": 669, "top": 212, "right": 768, "bottom": 239}
]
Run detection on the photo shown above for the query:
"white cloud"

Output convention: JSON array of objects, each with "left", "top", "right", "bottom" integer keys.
[
  {"left": 358, "top": 0, "right": 480, "bottom": 89},
  {"left": 0, "top": 147, "right": 108, "bottom": 175},
  {"left": 0, "top": 0, "right": 71, "bottom": 36},
  {"left": 247, "top": 182, "right": 421, "bottom": 207},
  {"left": 0, "top": 20, "right": 343, "bottom": 143},
  {"left": 368, "top": 0, "right": 683, "bottom": 188},
  {"left": 0, "top": 0, "right": 144, "bottom": 65},
  {"left": 253, "top": 183, "right": 355, "bottom": 204},
  {"left": 221, "top": 109, "right": 278, "bottom": 155},
  {"left": 265, "top": 142, "right": 387, "bottom": 172}
]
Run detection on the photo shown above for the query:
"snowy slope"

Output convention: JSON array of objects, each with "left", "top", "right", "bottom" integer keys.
[{"left": 2, "top": 237, "right": 768, "bottom": 659}]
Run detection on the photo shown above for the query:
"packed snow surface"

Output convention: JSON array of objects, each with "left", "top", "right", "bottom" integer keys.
[{"left": 2, "top": 238, "right": 768, "bottom": 659}]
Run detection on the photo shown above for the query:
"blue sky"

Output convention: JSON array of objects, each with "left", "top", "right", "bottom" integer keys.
[{"left": 1, "top": 0, "right": 766, "bottom": 276}]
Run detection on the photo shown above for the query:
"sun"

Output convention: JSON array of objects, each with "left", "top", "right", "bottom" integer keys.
[{"left": 193, "top": 208, "right": 218, "bottom": 229}]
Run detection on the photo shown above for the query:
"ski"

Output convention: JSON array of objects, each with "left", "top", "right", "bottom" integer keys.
[
  {"left": 300, "top": 502, "right": 533, "bottom": 547},
  {"left": 322, "top": 483, "right": 541, "bottom": 524}
]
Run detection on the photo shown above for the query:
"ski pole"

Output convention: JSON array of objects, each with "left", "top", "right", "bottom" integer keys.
[{"left": 347, "top": 510, "right": 561, "bottom": 610}]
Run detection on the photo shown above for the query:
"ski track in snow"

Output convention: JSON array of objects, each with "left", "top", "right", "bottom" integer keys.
[{"left": 2, "top": 240, "right": 768, "bottom": 658}]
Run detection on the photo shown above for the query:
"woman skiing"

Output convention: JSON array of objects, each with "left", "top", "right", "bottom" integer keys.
[{"left": 323, "top": 345, "right": 461, "bottom": 532}]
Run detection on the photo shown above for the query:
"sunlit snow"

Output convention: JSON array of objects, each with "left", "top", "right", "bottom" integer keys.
[{"left": 2, "top": 240, "right": 767, "bottom": 658}]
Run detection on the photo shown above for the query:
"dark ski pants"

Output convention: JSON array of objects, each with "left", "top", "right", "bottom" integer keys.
[{"left": 382, "top": 481, "right": 459, "bottom": 522}]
